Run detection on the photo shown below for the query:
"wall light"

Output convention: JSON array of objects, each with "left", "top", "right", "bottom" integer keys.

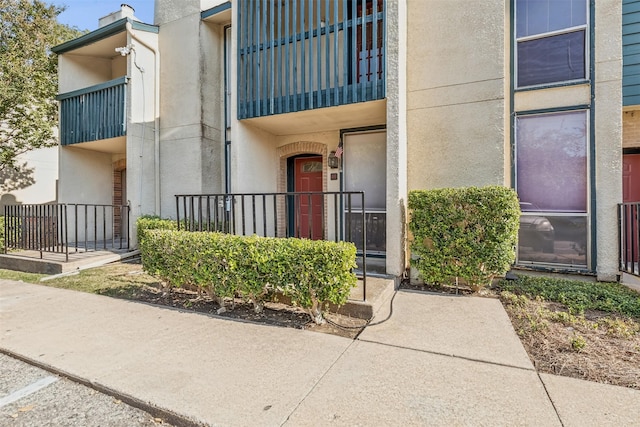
[{"left": 328, "top": 151, "right": 339, "bottom": 169}]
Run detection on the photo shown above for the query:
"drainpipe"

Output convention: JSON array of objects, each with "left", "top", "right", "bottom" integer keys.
[{"left": 126, "top": 21, "right": 161, "bottom": 216}]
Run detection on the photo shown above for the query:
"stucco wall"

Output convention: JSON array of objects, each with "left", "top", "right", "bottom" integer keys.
[
  {"left": 406, "top": 0, "right": 507, "bottom": 191},
  {"left": 58, "top": 147, "right": 113, "bottom": 205},
  {"left": 157, "top": 5, "right": 222, "bottom": 217},
  {"left": 58, "top": 55, "right": 113, "bottom": 94},
  {"left": 2, "top": 147, "right": 59, "bottom": 206},
  {"left": 200, "top": 21, "right": 226, "bottom": 195}
]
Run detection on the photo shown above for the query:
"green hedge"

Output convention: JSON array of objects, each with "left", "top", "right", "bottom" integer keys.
[
  {"left": 408, "top": 186, "right": 520, "bottom": 291},
  {"left": 139, "top": 227, "right": 357, "bottom": 324},
  {"left": 0, "top": 216, "right": 4, "bottom": 253},
  {"left": 136, "top": 216, "right": 177, "bottom": 246}
]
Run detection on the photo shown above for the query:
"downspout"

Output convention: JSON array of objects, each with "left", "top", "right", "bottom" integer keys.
[{"left": 126, "top": 21, "right": 161, "bottom": 216}]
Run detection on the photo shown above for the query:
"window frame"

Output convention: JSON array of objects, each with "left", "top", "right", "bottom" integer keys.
[
  {"left": 514, "top": 108, "right": 591, "bottom": 269},
  {"left": 514, "top": 0, "right": 590, "bottom": 89}
]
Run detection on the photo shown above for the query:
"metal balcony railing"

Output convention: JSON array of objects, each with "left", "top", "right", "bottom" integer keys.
[
  {"left": 3, "top": 204, "right": 130, "bottom": 262},
  {"left": 619, "top": 202, "right": 640, "bottom": 276},
  {"left": 237, "top": 0, "right": 385, "bottom": 119},
  {"left": 57, "top": 77, "right": 127, "bottom": 146}
]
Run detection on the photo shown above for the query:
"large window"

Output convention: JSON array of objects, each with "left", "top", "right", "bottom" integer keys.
[
  {"left": 515, "top": 110, "right": 588, "bottom": 267},
  {"left": 515, "top": 0, "right": 588, "bottom": 87}
]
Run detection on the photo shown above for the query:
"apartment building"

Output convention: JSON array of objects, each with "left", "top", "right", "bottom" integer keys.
[{"left": 51, "top": 0, "right": 633, "bottom": 282}]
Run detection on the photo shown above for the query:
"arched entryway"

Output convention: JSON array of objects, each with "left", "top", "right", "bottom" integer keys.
[{"left": 276, "top": 142, "right": 328, "bottom": 239}]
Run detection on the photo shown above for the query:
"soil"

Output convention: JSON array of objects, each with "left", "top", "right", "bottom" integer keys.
[
  {"left": 400, "top": 279, "right": 640, "bottom": 390},
  {"left": 501, "top": 298, "right": 640, "bottom": 390},
  {"left": 99, "top": 266, "right": 368, "bottom": 339}
]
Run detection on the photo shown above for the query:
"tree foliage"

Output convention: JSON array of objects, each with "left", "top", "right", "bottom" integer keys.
[{"left": 0, "top": 0, "right": 82, "bottom": 182}]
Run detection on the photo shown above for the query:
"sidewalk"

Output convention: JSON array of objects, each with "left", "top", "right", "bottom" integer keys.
[{"left": 1, "top": 280, "right": 639, "bottom": 426}]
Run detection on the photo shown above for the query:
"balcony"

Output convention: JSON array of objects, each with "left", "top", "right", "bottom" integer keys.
[
  {"left": 57, "top": 77, "right": 127, "bottom": 146},
  {"left": 237, "top": 0, "right": 385, "bottom": 120}
]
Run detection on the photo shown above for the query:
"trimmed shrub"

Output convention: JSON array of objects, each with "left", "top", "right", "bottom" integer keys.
[
  {"left": 0, "top": 216, "right": 4, "bottom": 253},
  {"left": 140, "top": 229, "right": 358, "bottom": 323},
  {"left": 408, "top": 186, "right": 520, "bottom": 291},
  {"left": 136, "top": 216, "right": 177, "bottom": 246}
]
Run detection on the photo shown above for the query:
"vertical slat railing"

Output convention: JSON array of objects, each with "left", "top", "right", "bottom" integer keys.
[
  {"left": 237, "top": 0, "right": 386, "bottom": 119},
  {"left": 57, "top": 77, "right": 127, "bottom": 145},
  {"left": 3, "top": 203, "right": 129, "bottom": 260},
  {"left": 619, "top": 202, "right": 640, "bottom": 276}
]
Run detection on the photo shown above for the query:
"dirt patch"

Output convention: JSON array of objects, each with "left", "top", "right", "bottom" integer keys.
[
  {"left": 501, "top": 295, "right": 640, "bottom": 390},
  {"left": 401, "top": 280, "right": 640, "bottom": 390},
  {"left": 97, "top": 262, "right": 368, "bottom": 339},
  {"left": 401, "top": 280, "right": 477, "bottom": 296}
]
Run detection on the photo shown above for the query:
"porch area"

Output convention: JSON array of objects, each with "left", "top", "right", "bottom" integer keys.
[{"left": 1, "top": 203, "right": 132, "bottom": 274}]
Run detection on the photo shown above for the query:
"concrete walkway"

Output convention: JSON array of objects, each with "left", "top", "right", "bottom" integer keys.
[{"left": 1, "top": 280, "right": 639, "bottom": 426}]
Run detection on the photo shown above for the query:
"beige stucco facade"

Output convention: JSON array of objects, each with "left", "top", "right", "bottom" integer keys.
[
  {"left": 404, "top": 0, "right": 623, "bottom": 280},
  {"left": 53, "top": 0, "right": 627, "bottom": 280},
  {"left": 406, "top": 0, "right": 508, "bottom": 191}
]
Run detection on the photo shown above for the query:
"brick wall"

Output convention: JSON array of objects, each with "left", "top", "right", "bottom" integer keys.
[{"left": 623, "top": 110, "right": 640, "bottom": 148}]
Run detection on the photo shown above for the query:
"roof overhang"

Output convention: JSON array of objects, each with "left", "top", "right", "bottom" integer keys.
[
  {"left": 52, "top": 18, "right": 158, "bottom": 55},
  {"left": 202, "top": 1, "right": 231, "bottom": 24}
]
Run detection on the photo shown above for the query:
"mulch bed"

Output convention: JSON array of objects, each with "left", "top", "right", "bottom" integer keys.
[{"left": 102, "top": 281, "right": 368, "bottom": 339}]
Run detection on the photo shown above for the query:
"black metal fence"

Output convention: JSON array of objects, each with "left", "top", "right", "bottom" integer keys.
[
  {"left": 3, "top": 204, "right": 130, "bottom": 262},
  {"left": 619, "top": 202, "right": 640, "bottom": 276},
  {"left": 175, "top": 192, "right": 368, "bottom": 299}
]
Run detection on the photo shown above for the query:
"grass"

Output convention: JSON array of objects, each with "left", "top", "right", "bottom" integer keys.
[
  {"left": 497, "top": 275, "right": 640, "bottom": 317},
  {"left": 0, "top": 269, "right": 46, "bottom": 283},
  {"left": 0, "top": 262, "right": 159, "bottom": 298}
]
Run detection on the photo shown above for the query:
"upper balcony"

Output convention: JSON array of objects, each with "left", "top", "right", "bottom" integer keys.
[
  {"left": 237, "top": 0, "right": 385, "bottom": 120},
  {"left": 52, "top": 17, "right": 158, "bottom": 152},
  {"left": 56, "top": 77, "right": 127, "bottom": 147}
]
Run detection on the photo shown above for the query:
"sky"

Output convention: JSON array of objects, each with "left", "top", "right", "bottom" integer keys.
[{"left": 52, "top": 0, "right": 156, "bottom": 31}]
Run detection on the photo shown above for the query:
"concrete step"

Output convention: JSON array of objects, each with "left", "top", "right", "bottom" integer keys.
[
  {"left": 335, "top": 275, "right": 397, "bottom": 320},
  {"left": 0, "top": 250, "right": 136, "bottom": 275}
]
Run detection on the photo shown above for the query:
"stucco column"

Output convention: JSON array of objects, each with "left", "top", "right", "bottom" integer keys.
[
  {"left": 594, "top": 0, "right": 623, "bottom": 281},
  {"left": 385, "top": 0, "right": 408, "bottom": 277}
]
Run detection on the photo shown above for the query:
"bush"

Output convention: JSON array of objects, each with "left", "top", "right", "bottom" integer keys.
[
  {"left": 136, "top": 216, "right": 177, "bottom": 246},
  {"left": 408, "top": 186, "right": 520, "bottom": 291},
  {"left": 140, "top": 229, "right": 358, "bottom": 324},
  {"left": 0, "top": 216, "right": 4, "bottom": 253}
]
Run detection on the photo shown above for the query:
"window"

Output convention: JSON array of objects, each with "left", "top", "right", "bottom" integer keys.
[
  {"left": 515, "top": 110, "right": 589, "bottom": 267},
  {"left": 515, "top": 0, "right": 587, "bottom": 87}
]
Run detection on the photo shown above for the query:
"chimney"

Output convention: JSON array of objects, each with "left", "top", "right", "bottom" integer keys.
[{"left": 98, "top": 4, "right": 139, "bottom": 28}]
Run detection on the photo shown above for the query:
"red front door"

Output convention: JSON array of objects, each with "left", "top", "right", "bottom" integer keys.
[
  {"left": 623, "top": 154, "right": 640, "bottom": 203},
  {"left": 294, "top": 156, "right": 323, "bottom": 239}
]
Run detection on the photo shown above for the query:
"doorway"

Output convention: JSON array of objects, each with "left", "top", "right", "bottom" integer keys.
[
  {"left": 288, "top": 155, "right": 324, "bottom": 239},
  {"left": 342, "top": 129, "right": 387, "bottom": 256}
]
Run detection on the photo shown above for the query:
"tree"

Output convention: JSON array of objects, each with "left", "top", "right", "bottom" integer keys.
[{"left": 0, "top": 0, "right": 83, "bottom": 190}]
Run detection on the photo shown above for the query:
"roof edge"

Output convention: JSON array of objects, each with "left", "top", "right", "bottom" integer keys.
[
  {"left": 201, "top": 1, "right": 231, "bottom": 20},
  {"left": 52, "top": 18, "right": 158, "bottom": 54}
]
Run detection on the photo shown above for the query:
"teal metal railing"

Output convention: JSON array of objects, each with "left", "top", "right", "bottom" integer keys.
[
  {"left": 237, "top": 0, "right": 385, "bottom": 119},
  {"left": 56, "top": 77, "right": 127, "bottom": 145}
]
